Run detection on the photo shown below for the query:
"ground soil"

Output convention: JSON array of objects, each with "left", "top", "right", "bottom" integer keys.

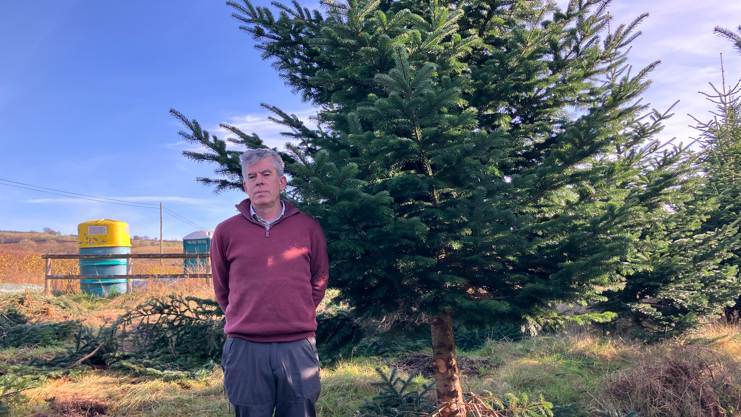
[
  {"left": 30, "top": 397, "right": 109, "bottom": 417},
  {"left": 392, "top": 352, "right": 498, "bottom": 378}
]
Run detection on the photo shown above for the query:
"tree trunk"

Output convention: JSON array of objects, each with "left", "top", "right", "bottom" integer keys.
[{"left": 429, "top": 311, "right": 465, "bottom": 417}]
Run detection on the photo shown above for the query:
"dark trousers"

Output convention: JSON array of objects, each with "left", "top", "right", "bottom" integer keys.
[{"left": 222, "top": 337, "right": 321, "bottom": 417}]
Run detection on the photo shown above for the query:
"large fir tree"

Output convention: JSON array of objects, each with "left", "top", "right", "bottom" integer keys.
[
  {"left": 173, "top": 0, "right": 705, "bottom": 412},
  {"left": 699, "top": 25, "right": 741, "bottom": 254},
  {"left": 693, "top": 26, "right": 741, "bottom": 314},
  {"left": 588, "top": 25, "right": 741, "bottom": 337},
  {"left": 594, "top": 173, "right": 740, "bottom": 337}
]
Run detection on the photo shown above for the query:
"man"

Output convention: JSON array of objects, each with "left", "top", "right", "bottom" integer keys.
[{"left": 211, "top": 148, "right": 329, "bottom": 417}]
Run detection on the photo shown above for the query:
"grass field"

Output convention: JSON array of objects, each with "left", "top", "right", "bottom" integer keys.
[
  {"left": 3, "top": 232, "right": 741, "bottom": 416},
  {"left": 5, "top": 291, "right": 741, "bottom": 417}
]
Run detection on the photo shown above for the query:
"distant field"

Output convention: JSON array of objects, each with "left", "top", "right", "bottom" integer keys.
[
  {"left": 0, "top": 231, "right": 181, "bottom": 247},
  {"left": 0, "top": 231, "right": 77, "bottom": 244},
  {"left": 0, "top": 231, "right": 188, "bottom": 290}
]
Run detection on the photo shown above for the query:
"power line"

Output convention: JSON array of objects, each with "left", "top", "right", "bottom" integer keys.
[
  {"left": 0, "top": 178, "right": 209, "bottom": 231},
  {"left": 163, "top": 207, "right": 206, "bottom": 230},
  {"left": 164, "top": 209, "right": 203, "bottom": 230},
  {"left": 0, "top": 181, "right": 159, "bottom": 209},
  {"left": 0, "top": 178, "right": 160, "bottom": 208}
]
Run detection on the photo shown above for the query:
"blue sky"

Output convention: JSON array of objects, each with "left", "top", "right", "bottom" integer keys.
[{"left": 1, "top": 0, "right": 740, "bottom": 240}]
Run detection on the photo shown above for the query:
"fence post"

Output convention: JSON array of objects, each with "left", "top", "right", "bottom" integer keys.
[
  {"left": 36, "top": 254, "right": 211, "bottom": 293},
  {"left": 44, "top": 257, "right": 51, "bottom": 296},
  {"left": 206, "top": 255, "right": 212, "bottom": 287},
  {"left": 126, "top": 258, "right": 133, "bottom": 294}
]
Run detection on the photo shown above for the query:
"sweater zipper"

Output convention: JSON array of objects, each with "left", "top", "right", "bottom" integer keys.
[{"left": 263, "top": 211, "right": 298, "bottom": 237}]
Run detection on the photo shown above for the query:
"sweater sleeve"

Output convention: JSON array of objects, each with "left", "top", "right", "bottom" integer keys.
[
  {"left": 211, "top": 228, "right": 230, "bottom": 314},
  {"left": 310, "top": 222, "right": 329, "bottom": 308}
]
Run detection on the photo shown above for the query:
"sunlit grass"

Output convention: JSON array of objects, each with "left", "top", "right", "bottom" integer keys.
[
  {"left": 6, "top": 321, "right": 741, "bottom": 416},
  {"left": 317, "top": 358, "right": 388, "bottom": 417},
  {"left": 5, "top": 241, "right": 741, "bottom": 417},
  {"left": 15, "top": 369, "right": 231, "bottom": 417}
]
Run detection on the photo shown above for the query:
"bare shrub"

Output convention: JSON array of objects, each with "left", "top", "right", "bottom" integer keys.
[
  {"left": 18, "top": 239, "right": 37, "bottom": 252},
  {"left": 52, "top": 279, "right": 81, "bottom": 294},
  {"left": 604, "top": 349, "right": 741, "bottom": 416},
  {"left": 41, "top": 240, "right": 73, "bottom": 254},
  {"left": 0, "top": 248, "right": 45, "bottom": 284}
]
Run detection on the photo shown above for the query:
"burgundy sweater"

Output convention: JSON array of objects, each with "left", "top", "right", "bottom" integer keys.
[{"left": 211, "top": 199, "right": 329, "bottom": 342}]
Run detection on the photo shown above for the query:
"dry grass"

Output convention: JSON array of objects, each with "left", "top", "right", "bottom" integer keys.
[
  {"left": 457, "top": 322, "right": 741, "bottom": 416},
  {"left": 7, "top": 314, "right": 741, "bottom": 416},
  {"left": 13, "top": 358, "right": 387, "bottom": 417},
  {"left": 602, "top": 354, "right": 739, "bottom": 416},
  {"left": 459, "top": 330, "right": 633, "bottom": 406},
  {"left": 591, "top": 320, "right": 741, "bottom": 416},
  {"left": 7, "top": 239, "right": 741, "bottom": 416},
  {"left": 317, "top": 359, "right": 387, "bottom": 416},
  {"left": 0, "top": 242, "right": 199, "bottom": 295},
  {"left": 63, "top": 278, "right": 216, "bottom": 329},
  {"left": 102, "top": 278, "right": 215, "bottom": 311},
  {"left": 17, "top": 369, "right": 230, "bottom": 417},
  {"left": 0, "top": 246, "right": 78, "bottom": 285},
  {"left": 12, "top": 350, "right": 385, "bottom": 416}
]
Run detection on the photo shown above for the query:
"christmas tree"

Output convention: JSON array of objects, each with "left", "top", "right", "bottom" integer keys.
[
  {"left": 587, "top": 24, "right": 741, "bottom": 338},
  {"left": 714, "top": 25, "right": 741, "bottom": 56},
  {"left": 173, "top": 0, "right": 705, "bottom": 412},
  {"left": 698, "top": 26, "right": 741, "bottom": 256},
  {"left": 694, "top": 26, "right": 741, "bottom": 314}
]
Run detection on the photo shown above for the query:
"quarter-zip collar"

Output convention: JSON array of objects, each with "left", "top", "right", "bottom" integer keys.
[
  {"left": 235, "top": 198, "right": 300, "bottom": 238},
  {"left": 250, "top": 201, "right": 285, "bottom": 226}
]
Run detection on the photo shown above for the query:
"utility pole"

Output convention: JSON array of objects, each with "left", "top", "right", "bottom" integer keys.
[{"left": 160, "top": 202, "right": 164, "bottom": 266}]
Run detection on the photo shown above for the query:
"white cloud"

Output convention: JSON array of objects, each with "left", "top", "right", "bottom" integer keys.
[
  {"left": 162, "top": 108, "right": 320, "bottom": 154},
  {"left": 551, "top": 0, "right": 741, "bottom": 147},
  {"left": 162, "top": 141, "right": 210, "bottom": 152},
  {"left": 171, "top": 1, "right": 741, "bottom": 155},
  {"left": 213, "top": 108, "right": 319, "bottom": 151}
]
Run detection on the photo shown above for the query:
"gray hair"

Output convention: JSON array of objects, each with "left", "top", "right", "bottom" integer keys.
[{"left": 240, "top": 149, "right": 285, "bottom": 179}]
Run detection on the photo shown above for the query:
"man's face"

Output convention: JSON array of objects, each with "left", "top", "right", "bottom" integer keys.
[{"left": 243, "top": 158, "right": 287, "bottom": 208}]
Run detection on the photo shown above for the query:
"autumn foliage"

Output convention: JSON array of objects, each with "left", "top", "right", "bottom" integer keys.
[{"left": 0, "top": 240, "right": 184, "bottom": 293}]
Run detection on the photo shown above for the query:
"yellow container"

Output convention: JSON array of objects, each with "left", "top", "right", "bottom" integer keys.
[{"left": 78, "top": 219, "right": 131, "bottom": 248}]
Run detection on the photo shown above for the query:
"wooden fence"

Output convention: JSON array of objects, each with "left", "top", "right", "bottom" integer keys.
[{"left": 40, "top": 253, "right": 212, "bottom": 296}]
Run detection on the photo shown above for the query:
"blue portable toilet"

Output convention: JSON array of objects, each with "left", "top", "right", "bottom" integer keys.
[{"left": 183, "top": 230, "right": 213, "bottom": 273}]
